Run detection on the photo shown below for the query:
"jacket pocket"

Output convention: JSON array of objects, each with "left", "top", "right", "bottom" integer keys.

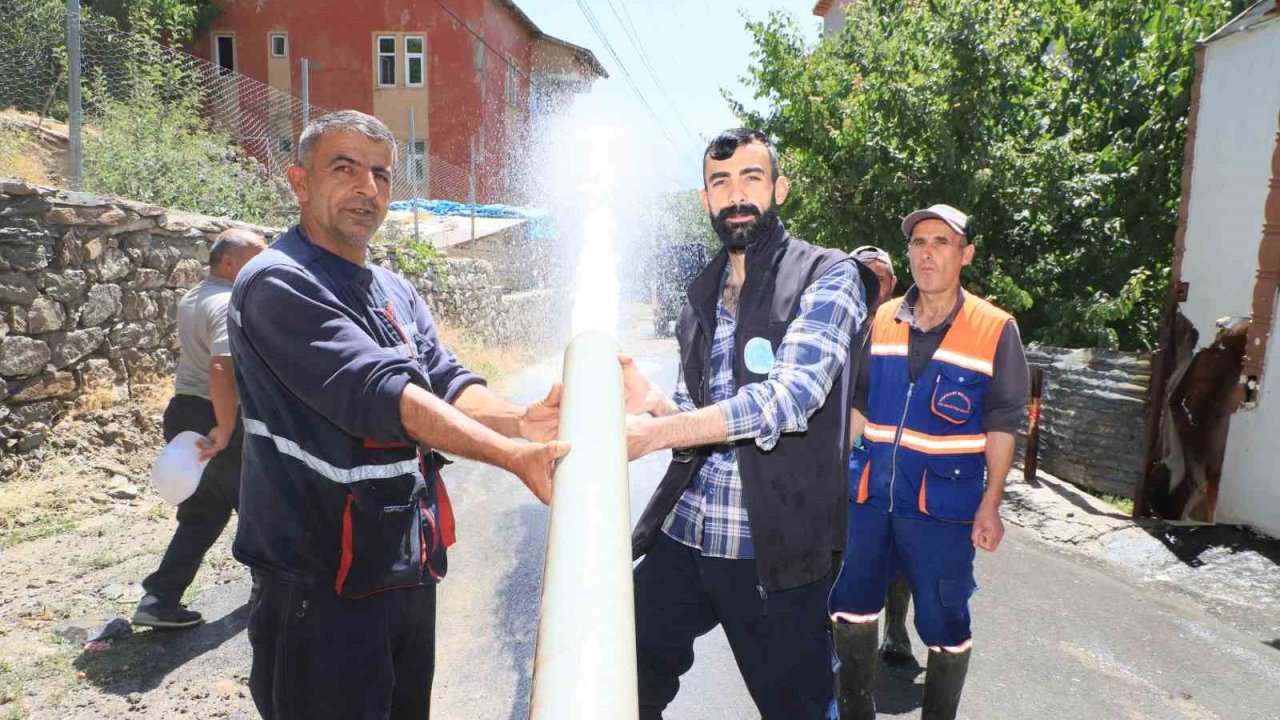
[
  {"left": 931, "top": 364, "right": 983, "bottom": 425},
  {"left": 334, "top": 494, "right": 430, "bottom": 599},
  {"left": 918, "top": 456, "right": 985, "bottom": 522},
  {"left": 849, "top": 448, "right": 871, "bottom": 504}
]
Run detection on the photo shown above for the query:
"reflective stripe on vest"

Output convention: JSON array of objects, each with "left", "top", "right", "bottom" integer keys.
[
  {"left": 243, "top": 418, "right": 419, "bottom": 484},
  {"left": 861, "top": 292, "right": 1011, "bottom": 516}
]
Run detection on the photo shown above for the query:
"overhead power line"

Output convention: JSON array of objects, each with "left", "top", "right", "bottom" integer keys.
[
  {"left": 605, "top": 0, "right": 697, "bottom": 142},
  {"left": 573, "top": 0, "right": 689, "bottom": 155}
]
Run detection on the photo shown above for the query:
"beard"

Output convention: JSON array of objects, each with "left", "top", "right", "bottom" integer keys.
[{"left": 709, "top": 201, "right": 779, "bottom": 251}]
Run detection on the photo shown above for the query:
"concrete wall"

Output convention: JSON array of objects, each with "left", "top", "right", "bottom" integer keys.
[
  {"left": 1181, "top": 20, "right": 1280, "bottom": 537},
  {"left": 1022, "top": 346, "right": 1152, "bottom": 498},
  {"left": 1178, "top": 22, "right": 1280, "bottom": 343},
  {"left": 0, "top": 179, "right": 566, "bottom": 462}
]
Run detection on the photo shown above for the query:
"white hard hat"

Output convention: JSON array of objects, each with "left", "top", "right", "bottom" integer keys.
[{"left": 151, "top": 431, "right": 210, "bottom": 505}]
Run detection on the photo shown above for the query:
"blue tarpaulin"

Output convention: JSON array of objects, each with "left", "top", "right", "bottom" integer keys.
[
  {"left": 388, "top": 199, "right": 553, "bottom": 241},
  {"left": 388, "top": 198, "right": 549, "bottom": 220}
]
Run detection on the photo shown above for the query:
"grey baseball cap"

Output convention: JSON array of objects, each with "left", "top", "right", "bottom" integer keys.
[
  {"left": 901, "top": 204, "right": 970, "bottom": 238},
  {"left": 852, "top": 245, "right": 894, "bottom": 276}
]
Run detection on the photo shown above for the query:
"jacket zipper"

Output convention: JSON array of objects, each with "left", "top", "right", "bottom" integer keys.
[{"left": 889, "top": 383, "right": 915, "bottom": 513}]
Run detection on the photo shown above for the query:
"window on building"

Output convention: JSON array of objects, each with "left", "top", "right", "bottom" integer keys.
[
  {"left": 214, "top": 34, "right": 235, "bottom": 76},
  {"left": 270, "top": 33, "right": 287, "bottom": 58},
  {"left": 276, "top": 137, "right": 292, "bottom": 154},
  {"left": 505, "top": 56, "right": 519, "bottom": 106},
  {"left": 377, "top": 36, "right": 396, "bottom": 87},
  {"left": 408, "top": 139, "right": 426, "bottom": 186},
  {"left": 405, "top": 36, "right": 425, "bottom": 88}
]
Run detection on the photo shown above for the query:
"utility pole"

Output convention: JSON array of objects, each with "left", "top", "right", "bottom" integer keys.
[
  {"left": 469, "top": 137, "right": 477, "bottom": 242},
  {"left": 409, "top": 107, "right": 420, "bottom": 244},
  {"left": 67, "top": 0, "right": 83, "bottom": 189},
  {"left": 301, "top": 58, "right": 311, "bottom": 127}
]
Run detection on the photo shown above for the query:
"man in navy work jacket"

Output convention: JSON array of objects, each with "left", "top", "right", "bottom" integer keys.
[
  {"left": 228, "top": 110, "right": 568, "bottom": 720},
  {"left": 828, "top": 204, "right": 1029, "bottom": 720},
  {"left": 621, "top": 128, "right": 868, "bottom": 719}
]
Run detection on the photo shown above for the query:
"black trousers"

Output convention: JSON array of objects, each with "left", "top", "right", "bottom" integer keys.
[
  {"left": 141, "top": 394, "right": 243, "bottom": 606},
  {"left": 248, "top": 575, "right": 438, "bottom": 720},
  {"left": 634, "top": 532, "right": 834, "bottom": 720}
]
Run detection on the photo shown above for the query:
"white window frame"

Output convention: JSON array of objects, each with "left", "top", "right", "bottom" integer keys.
[
  {"left": 408, "top": 139, "right": 426, "bottom": 185},
  {"left": 405, "top": 35, "right": 425, "bottom": 88},
  {"left": 505, "top": 55, "right": 519, "bottom": 106},
  {"left": 269, "top": 33, "right": 287, "bottom": 58},
  {"left": 377, "top": 35, "right": 397, "bottom": 87}
]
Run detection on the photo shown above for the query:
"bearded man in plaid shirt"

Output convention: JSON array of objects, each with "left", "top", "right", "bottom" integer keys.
[{"left": 623, "top": 128, "right": 871, "bottom": 720}]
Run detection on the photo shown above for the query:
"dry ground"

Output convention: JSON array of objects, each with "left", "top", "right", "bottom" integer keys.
[{"left": 0, "top": 322, "right": 537, "bottom": 719}]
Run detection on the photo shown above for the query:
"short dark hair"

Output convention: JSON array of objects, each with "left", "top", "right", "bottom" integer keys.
[{"left": 703, "top": 128, "right": 780, "bottom": 182}]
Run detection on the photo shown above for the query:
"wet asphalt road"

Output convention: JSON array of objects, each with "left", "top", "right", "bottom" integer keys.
[
  {"left": 146, "top": 304, "right": 1280, "bottom": 720},
  {"left": 431, "top": 304, "right": 1280, "bottom": 720}
]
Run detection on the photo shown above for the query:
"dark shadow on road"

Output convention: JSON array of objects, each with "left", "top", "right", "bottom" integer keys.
[
  {"left": 495, "top": 502, "right": 548, "bottom": 720},
  {"left": 875, "top": 654, "right": 925, "bottom": 714},
  {"left": 1264, "top": 639, "right": 1280, "bottom": 652},
  {"left": 73, "top": 602, "right": 250, "bottom": 695},
  {"left": 1029, "top": 473, "right": 1132, "bottom": 522},
  {"left": 1141, "top": 523, "right": 1280, "bottom": 569}
]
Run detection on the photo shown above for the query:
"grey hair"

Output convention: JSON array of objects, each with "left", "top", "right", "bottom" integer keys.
[
  {"left": 210, "top": 228, "right": 265, "bottom": 267},
  {"left": 296, "top": 110, "right": 397, "bottom": 166}
]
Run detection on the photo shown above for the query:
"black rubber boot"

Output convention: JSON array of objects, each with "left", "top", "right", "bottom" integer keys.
[
  {"left": 881, "top": 573, "right": 913, "bottom": 663},
  {"left": 921, "top": 649, "right": 971, "bottom": 720},
  {"left": 833, "top": 620, "right": 878, "bottom": 720}
]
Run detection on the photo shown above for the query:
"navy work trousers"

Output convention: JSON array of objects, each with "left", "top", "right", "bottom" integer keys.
[
  {"left": 142, "top": 394, "right": 243, "bottom": 607},
  {"left": 247, "top": 575, "right": 438, "bottom": 720}
]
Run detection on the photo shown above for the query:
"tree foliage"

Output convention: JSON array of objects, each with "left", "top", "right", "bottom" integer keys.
[{"left": 731, "top": 0, "right": 1250, "bottom": 350}]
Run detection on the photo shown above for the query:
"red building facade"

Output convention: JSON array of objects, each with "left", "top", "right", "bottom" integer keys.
[{"left": 189, "top": 0, "right": 604, "bottom": 202}]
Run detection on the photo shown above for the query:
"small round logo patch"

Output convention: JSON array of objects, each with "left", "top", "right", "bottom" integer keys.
[{"left": 744, "top": 336, "right": 776, "bottom": 374}]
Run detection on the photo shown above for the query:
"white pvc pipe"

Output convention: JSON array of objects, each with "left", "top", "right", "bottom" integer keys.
[{"left": 529, "top": 330, "right": 637, "bottom": 720}]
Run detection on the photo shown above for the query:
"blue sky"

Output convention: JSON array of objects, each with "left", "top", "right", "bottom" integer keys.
[{"left": 518, "top": 0, "right": 822, "bottom": 190}]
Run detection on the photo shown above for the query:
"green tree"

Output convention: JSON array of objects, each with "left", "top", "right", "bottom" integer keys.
[{"left": 732, "top": 0, "right": 1248, "bottom": 350}]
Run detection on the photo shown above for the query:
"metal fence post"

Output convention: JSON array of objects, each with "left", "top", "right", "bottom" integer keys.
[
  {"left": 1024, "top": 368, "right": 1044, "bottom": 484},
  {"left": 301, "top": 58, "right": 310, "bottom": 128},
  {"left": 469, "top": 136, "right": 477, "bottom": 242},
  {"left": 66, "top": 0, "right": 83, "bottom": 190},
  {"left": 409, "top": 107, "right": 419, "bottom": 245}
]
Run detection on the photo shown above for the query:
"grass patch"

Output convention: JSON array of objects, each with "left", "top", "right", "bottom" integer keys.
[
  {"left": 83, "top": 552, "right": 126, "bottom": 571},
  {"left": 0, "top": 122, "right": 54, "bottom": 186},
  {"left": 0, "top": 658, "right": 25, "bottom": 716},
  {"left": 436, "top": 323, "right": 535, "bottom": 390},
  {"left": 0, "top": 520, "right": 77, "bottom": 551},
  {"left": 144, "top": 503, "right": 169, "bottom": 522},
  {"left": 1085, "top": 489, "right": 1136, "bottom": 516}
]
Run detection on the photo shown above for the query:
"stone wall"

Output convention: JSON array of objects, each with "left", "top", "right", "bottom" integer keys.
[
  {"left": 0, "top": 179, "right": 565, "bottom": 460},
  {"left": 373, "top": 252, "right": 569, "bottom": 347},
  {"left": 1022, "top": 345, "right": 1152, "bottom": 497},
  {"left": 0, "top": 180, "right": 278, "bottom": 456}
]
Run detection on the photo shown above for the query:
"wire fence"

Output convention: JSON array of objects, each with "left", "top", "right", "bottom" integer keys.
[{"left": 0, "top": 0, "right": 486, "bottom": 221}]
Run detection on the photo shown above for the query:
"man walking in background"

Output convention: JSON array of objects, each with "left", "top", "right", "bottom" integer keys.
[
  {"left": 846, "top": 244, "right": 915, "bottom": 663},
  {"left": 132, "top": 228, "right": 265, "bottom": 629}
]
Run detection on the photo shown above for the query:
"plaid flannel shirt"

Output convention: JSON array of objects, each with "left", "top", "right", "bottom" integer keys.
[{"left": 663, "top": 260, "right": 864, "bottom": 559}]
